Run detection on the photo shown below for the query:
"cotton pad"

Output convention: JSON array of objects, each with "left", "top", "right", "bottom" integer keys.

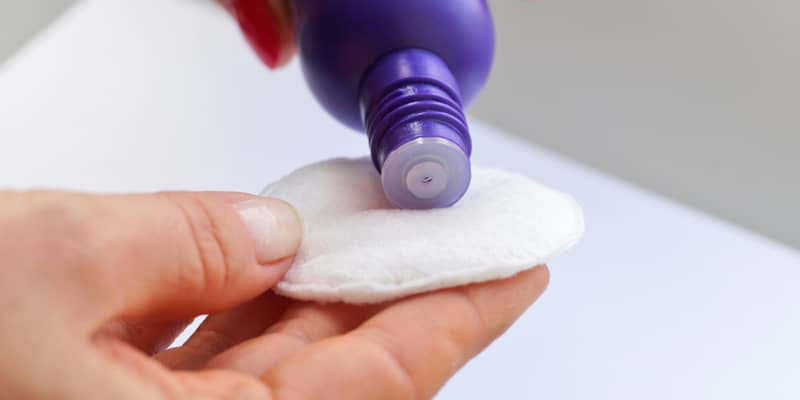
[{"left": 261, "top": 157, "right": 584, "bottom": 304}]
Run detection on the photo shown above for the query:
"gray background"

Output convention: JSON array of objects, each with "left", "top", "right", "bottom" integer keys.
[{"left": 1, "top": 0, "right": 797, "bottom": 249}]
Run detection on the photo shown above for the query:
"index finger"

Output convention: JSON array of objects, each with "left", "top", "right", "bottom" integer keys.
[{"left": 261, "top": 266, "right": 550, "bottom": 399}]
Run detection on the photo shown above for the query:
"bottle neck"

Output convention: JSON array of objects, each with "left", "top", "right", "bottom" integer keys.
[
  {"left": 359, "top": 49, "right": 473, "bottom": 209},
  {"left": 359, "top": 49, "right": 472, "bottom": 172}
]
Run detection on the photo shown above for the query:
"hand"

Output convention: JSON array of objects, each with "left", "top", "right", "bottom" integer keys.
[{"left": 0, "top": 190, "right": 549, "bottom": 399}]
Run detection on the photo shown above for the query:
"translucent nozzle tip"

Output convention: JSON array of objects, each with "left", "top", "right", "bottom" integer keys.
[
  {"left": 381, "top": 138, "right": 471, "bottom": 209},
  {"left": 405, "top": 161, "right": 449, "bottom": 199}
]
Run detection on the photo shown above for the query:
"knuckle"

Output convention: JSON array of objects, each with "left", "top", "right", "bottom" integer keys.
[
  {"left": 268, "top": 382, "right": 311, "bottom": 400},
  {"left": 171, "top": 370, "right": 273, "bottom": 400},
  {"left": 351, "top": 329, "right": 420, "bottom": 400},
  {"left": 429, "top": 293, "right": 485, "bottom": 374},
  {"left": 224, "top": 376, "right": 273, "bottom": 400},
  {"left": 264, "top": 309, "right": 316, "bottom": 344},
  {"left": 451, "top": 290, "right": 487, "bottom": 340},
  {"left": 160, "top": 193, "right": 233, "bottom": 295}
]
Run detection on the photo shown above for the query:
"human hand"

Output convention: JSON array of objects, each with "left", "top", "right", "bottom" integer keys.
[{"left": 0, "top": 190, "right": 549, "bottom": 399}]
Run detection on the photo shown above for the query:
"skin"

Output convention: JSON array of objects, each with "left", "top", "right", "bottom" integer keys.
[{"left": 0, "top": 190, "right": 549, "bottom": 399}]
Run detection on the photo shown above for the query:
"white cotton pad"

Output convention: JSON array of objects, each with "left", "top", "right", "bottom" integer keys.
[{"left": 261, "top": 157, "right": 584, "bottom": 304}]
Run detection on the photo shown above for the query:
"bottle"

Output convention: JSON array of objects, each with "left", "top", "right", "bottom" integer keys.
[{"left": 291, "top": 0, "right": 495, "bottom": 209}]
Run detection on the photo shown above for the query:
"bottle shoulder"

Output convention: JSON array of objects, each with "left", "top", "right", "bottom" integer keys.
[{"left": 293, "top": 0, "right": 495, "bottom": 130}]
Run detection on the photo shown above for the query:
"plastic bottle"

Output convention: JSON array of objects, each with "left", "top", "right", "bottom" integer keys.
[{"left": 291, "top": 0, "right": 495, "bottom": 208}]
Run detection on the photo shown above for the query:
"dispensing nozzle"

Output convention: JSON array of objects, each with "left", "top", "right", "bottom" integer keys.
[
  {"left": 360, "top": 49, "right": 473, "bottom": 209},
  {"left": 381, "top": 137, "right": 471, "bottom": 209}
]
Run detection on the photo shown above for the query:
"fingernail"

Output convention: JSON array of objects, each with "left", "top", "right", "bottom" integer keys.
[
  {"left": 227, "top": 0, "right": 295, "bottom": 69},
  {"left": 235, "top": 198, "right": 303, "bottom": 264}
]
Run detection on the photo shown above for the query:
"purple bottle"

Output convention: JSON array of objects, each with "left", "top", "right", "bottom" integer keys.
[{"left": 290, "top": 0, "right": 495, "bottom": 209}]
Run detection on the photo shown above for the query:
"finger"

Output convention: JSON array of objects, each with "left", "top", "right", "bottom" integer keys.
[
  {"left": 15, "top": 337, "right": 168, "bottom": 400},
  {"left": 206, "top": 301, "right": 377, "bottom": 375},
  {"left": 92, "top": 329, "right": 271, "bottom": 400},
  {"left": 175, "top": 369, "right": 271, "bottom": 399},
  {"left": 21, "top": 191, "right": 302, "bottom": 323},
  {"left": 155, "top": 292, "right": 289, "bottom": 370},
  {"left": 94, "top": 336, "right": 279, "bottom": 400},
  {"left": 261, "top": 266, "right": 550, "bottom": 399},
  {"left": 98, "top": 319, "right": 192, "bottom": 355}
]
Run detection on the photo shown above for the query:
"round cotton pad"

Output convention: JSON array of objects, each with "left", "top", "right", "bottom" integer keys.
[{"left": 261, "top": 157, "right": 584, "bottom": 304}]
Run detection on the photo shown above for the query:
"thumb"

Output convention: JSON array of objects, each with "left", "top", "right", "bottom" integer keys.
[{"left": 29, "top": 191, "right": 302, "bottom": 321}]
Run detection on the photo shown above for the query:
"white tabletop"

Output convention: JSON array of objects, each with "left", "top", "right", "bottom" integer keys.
[{"left": 1, "top": 1, "right": 799, "bottom": 398}]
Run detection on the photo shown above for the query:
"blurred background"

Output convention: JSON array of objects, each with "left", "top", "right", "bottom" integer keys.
[{"left": 1, "top": 0, "right": 797, "bottom": 249}]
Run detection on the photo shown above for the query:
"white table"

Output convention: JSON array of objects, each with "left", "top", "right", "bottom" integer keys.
[{"left": 1, "top": 1, "right": 798, "bottom": 398}]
